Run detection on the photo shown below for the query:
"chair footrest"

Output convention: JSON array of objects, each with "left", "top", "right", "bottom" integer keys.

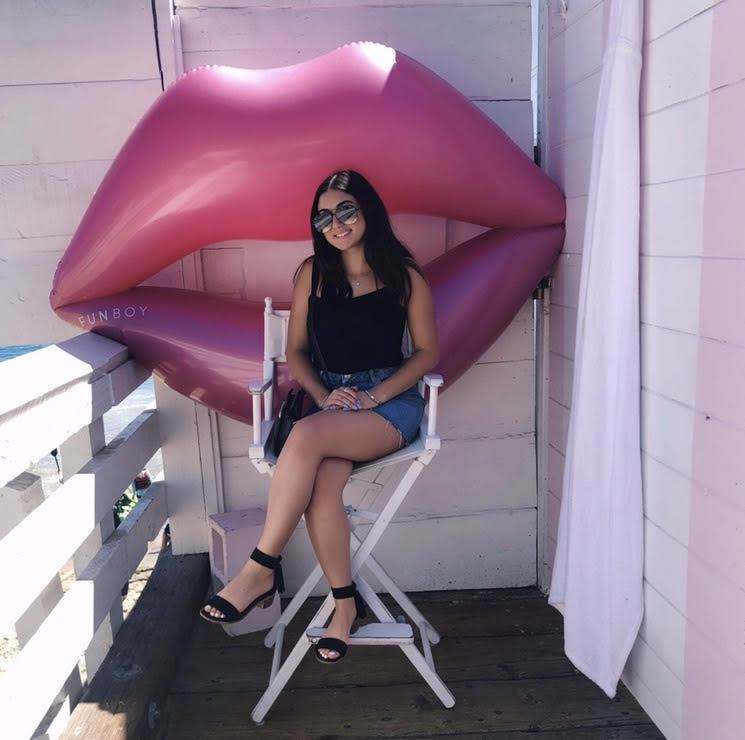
[{"left": 306, "top": 621, "right": 414, "bottom": 645}]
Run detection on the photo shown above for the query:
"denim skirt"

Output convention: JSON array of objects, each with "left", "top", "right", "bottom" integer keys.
[{"left": 305, "top": 365, "right": 425, "bottom": 447}]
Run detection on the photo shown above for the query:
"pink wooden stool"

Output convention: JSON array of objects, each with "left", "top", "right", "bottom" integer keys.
[{"left": 207, "top": 508, "right": 281, "bottom": 636}]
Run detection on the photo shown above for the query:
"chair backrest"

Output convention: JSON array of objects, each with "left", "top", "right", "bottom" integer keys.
[{"left": 259, "top": 296, "right": 416, "bottom": 417}]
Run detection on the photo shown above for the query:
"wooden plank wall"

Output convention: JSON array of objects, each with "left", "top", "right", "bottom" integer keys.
[
  {"left": 0, "top": 1, "right": 165, "bottom": 345},
  {"left": 174, "top": 0, "right": 541, "bottom": 592},
  {"left": 0, "top": 0, "right": 541, "bottom": 594},
  {"left": 543, "top": 2, "right": 744, "bottom": 739}
]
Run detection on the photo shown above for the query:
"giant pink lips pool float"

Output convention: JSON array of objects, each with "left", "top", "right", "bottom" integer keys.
[{"left": 50, "top": 42, "right": 565, "bottom": 426}]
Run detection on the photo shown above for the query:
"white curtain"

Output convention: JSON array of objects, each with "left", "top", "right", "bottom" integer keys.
[{"left": 548, "top": 0, "right": 644, "bottom": 699}]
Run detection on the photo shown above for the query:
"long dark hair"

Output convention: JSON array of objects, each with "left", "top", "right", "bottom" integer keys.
[{"left": 292, "top": 169, "right": 426, "bottom": 307}]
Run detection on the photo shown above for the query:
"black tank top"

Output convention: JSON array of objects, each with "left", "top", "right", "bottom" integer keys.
[{"left": 307, "top": 260, "right": 406, "bottom": 373}]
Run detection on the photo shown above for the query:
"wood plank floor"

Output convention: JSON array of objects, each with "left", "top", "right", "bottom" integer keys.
[{"left": 162, "top": 587, "right": 664, "bottom": 739}]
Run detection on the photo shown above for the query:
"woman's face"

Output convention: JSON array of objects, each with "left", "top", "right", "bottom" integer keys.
[{"left": 316, "top": 189, "right": 366, "bottom": 251}]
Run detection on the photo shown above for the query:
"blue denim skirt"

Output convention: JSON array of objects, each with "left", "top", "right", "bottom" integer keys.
[{"left": 305, "top": 365, "right": 425, "bottom": 447}]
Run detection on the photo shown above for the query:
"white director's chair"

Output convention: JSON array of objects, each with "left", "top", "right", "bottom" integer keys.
[{"left": 246, "top": 296, "right": 454, "bottom": 724}]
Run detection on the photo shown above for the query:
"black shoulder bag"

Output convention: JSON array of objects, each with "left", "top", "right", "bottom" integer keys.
[{"left": 265, "top": 259, "right": 328, "bottom": 457}]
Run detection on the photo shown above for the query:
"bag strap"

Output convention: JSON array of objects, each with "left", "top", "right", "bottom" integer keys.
[{"left": 308, "top": 258, "right": 328, "bottom": 373}]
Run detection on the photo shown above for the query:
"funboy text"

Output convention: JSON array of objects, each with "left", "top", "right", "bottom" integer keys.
[{"left": 76, "top": 305, "right": 150, "bottom": 328}]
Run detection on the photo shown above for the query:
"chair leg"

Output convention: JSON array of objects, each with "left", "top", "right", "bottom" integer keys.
[
  {"left": 263, "top": 555, "right": 325, "bottom": 648},
  {"left": 251, "top": 457, "right": 454, "bottom": 724},
  {"left": 353, "top": 537, "right": 441, "bottom": 645}
]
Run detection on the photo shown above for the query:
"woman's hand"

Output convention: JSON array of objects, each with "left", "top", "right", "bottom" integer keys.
[
  {"left": 319, "top": 385, "right": 363, "bottom": 410},
  {"left": 319, "top": 385, "right": 378, "bottom": 411}
]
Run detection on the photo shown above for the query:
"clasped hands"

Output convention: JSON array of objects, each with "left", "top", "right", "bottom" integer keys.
[{"left": 319, "top": 385, "right": 378, "bottom": 412}]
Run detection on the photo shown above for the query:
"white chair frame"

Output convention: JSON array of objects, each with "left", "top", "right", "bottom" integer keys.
[{"left": 246, "top": 297, "right": 455, "bottom": 724}]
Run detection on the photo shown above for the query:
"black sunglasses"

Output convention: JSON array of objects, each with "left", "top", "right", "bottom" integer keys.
[{"left": 312, "top": 200, "right": 361, "bottom": 234}]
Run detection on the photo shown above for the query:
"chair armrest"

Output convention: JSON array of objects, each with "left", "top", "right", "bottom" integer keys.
[
  {"left": 247, "top": 376, "right": 273, "bottom": 446},
  {"left": 248, "top": 377, "right": 272, "bottom": 395},
  {"left": 422, "top": 373, "right": 443, "bottom": 388},
  {"left": 420, "top": 373, "right": 443, "bottom": 442}
]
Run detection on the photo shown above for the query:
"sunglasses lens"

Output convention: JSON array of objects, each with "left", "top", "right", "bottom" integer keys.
[
  {"left": 337, "top": 202, "right": 359, "bottom": 225},
  {"left": 313, "top": 210, "right": 333, "bottom": 233}
]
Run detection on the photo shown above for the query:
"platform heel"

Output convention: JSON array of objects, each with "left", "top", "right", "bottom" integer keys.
[{"left": 199, "top": 546, "right": 285, "bottom": 624}]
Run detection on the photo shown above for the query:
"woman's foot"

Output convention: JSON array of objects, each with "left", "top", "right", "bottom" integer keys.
[
  {"left": 317, "top": 597, "right": 359, "bottom": 660},
  {"left": 202, "top": 558, "right": 276, "bottom": 620}
]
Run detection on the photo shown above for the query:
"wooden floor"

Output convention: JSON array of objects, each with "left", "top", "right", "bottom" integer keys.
[{"left": 162, "top": 586, "right": 664, "bottom": 739}]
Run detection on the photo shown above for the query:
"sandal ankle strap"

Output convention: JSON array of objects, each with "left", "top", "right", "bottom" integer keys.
[
  {"left": 330, "top": 581, "right": 367, "bottom": 619},
  {"left": 330, "top": 582, "right": 357, "bottom": 599},
  {"left": 250, "top": 546, "right": 281, "bottom": 568},
  {"left": 250, "top": 547, "right": 285, "bottom": 593}
]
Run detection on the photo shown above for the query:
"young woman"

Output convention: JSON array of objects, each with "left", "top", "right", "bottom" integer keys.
[{"left": 200, "top": 169, "right": 440, "bottom": 664}]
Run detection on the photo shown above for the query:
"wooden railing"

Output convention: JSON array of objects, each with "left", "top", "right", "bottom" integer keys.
[{"left": 0, "top": 333, "right": 167, "bottom": 739}]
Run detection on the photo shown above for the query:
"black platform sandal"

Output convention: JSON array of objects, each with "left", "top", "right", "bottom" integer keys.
[
  {"left": 199, "top": 546, "right": 285, "bottom": 624},
  {"left": 313, "top": 581, "right": 368, "bottom": 664}
]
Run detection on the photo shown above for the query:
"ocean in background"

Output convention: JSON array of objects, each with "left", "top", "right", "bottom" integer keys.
[{"left": 1, "top": 344, "right": 161, "bottom": 493}]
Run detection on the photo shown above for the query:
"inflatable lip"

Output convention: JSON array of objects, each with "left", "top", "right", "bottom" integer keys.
[{"left": 49, "top": 42, "right": 565, "bottom": 425}]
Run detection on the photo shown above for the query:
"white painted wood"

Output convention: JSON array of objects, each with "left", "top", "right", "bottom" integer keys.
[
  {"left": 476, "top": 299, "right": 534, "bottom": 362},
  {"left": 0, "top": 160, "right": 111, "bottom": 240},
  {"left": 536, "top": 0, "right": 551, "bottom": 172},
  {"left": 641, "top": 171, "right": 745, "bottom": 259},
  {"left": 542, "top": 5, "right": 745, "bottom": 732},
  {"left": 534, "top": 277, "right": 552, "bottom": 593},
  {"left": 473, "top": 100, "right": 535, "bottom": 157},
  {"left": 648, "top": 391, "right": 744, "bottom": 512},
  {"left": 547, "top": 442, "right": 564, "bottom": 498},
  {"left": 644, "top": 0, "right": 720, "bottom": 42},
  {"left": 306, "top": 622, "right": 414, "bottom": 644},
  {"left": 641, "top": 390, "right": 695, "bottom": 487},
  {"left": 0, "top": 472, "right": 86, "bottom": 735},
  {"left": 548, "top": 68, "right": 601, "bottom": 146},
  {"left": 0, "top": 471, "right": 45, "bottom": 540},
  {"left": 642, "top": 5, "right": 719, "bottom": 115},
  {"left": 548, "top": 349, "right": 573, "bottom": 407},
  {"left": 395, "top": 434, "right": 538, "bottom": 515},
  {"left": 0, "top": 482, "right": 167, "bottom": 740},
  {"left": 547, "top": 396, "right": 569, "bottom": 455},
  {"left": 154, "top": 0, "right": 179, "bottom": 88},
  {"left": 643, "top": 517, "right": 688, "bottom": 621},
  {"left": 250, "top": 453, "right": 457, "bottom": 722},
  {"left": 0, "top": 409, "right": 160, "bottom": 634},
  {"left": 0, "top": 336, "right": 148, "bottom": 487},
  {"left": 548, "top": 303, "right": 577, "bottom": 359},
  {"left": 437, "top": 360, "right": 535, "bottom": 440},
  {"left": 549, "top": 252, "right": 582, "bottom": 308},
  {"left": 179, "top": 0, "right": 526, "bottom": 6},
  {"left": 155, "top": 378, "right": 212, "bottom": 553},
  {"left": 640, "top": 324, "right": 699, "bottom": 409},
  {"left": 548, "top": 132, "right": 594, "bottom": 198},
  {"left": 179, "top": 4, "right": 532, "bottom": 99},
  {"left": 623, "top": 632, "right": 684, "bottom": 740},
  {"left": 641, "top": 453, "right": 691, "bottom": 550},
  {"left": 621, "top": 670, "right": 683, "bottom": 740},
  {"left": 0, "top": 0, "right": 160, "bottom": 85},
  {"left": 643, "top": 79, "right": 745, "bottom": 185},
  {"left": 0, "top": 80, "right": 163, "bottom": 166},
  {"left": 548, "top": 0, "right": 605, "bottom": 39},
  {"left": 639, "top": 579, "right": 687, "bottom": 681},
  {"left": 547, "top": 0, "right": 607, "bottom": 91},
  {"left": 60, "top": 416, "right": 124, "bottom": 683},
  {"left": 352, "top": 508, "right": 537, "bottom": 590}
]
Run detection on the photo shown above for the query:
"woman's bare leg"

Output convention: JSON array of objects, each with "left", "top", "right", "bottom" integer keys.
[
  {"left": 203, "top": 410, "right": 401, "bottom": 619},
  {"left": 304, "top": 457, "right": 355, "bottom": 659}
]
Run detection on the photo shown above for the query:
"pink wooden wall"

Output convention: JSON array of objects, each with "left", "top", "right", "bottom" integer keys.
[{"left": 543, "top": 2, "right": 745, "bottom": 739}]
